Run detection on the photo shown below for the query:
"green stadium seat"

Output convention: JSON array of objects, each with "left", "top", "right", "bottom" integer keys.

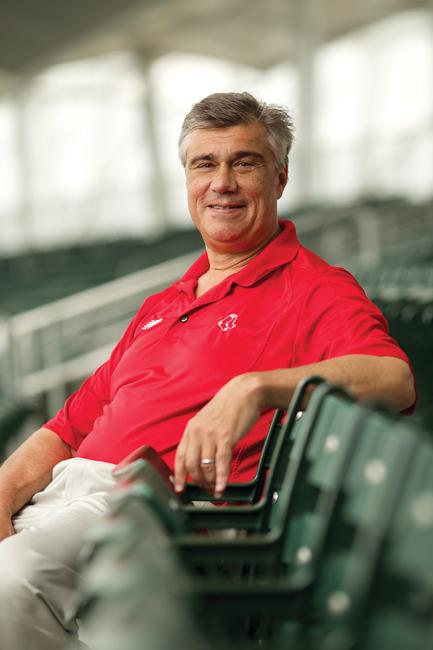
[
  {"left": 109, "top": 378, "right": 333, "bottom": 550},
  {"left": 386, "top": 437, "right": 433, "bottom": 589},
  {"left": 174, "top": 383, "right": 355, "bottom": 570},
  {"left": 78, "top": 381, "right": 433, "bottom": 650},
  {"left": 79, "top": 382, "right": 363, "bottom": 647},
  {"left": 78, "top": 496, "right": 212, "bottom": 650},
  {"left": 114, "top": 375, "right": 327, "bottom": 509},
  {"left": 355, "top": 434, "right": 433, "bottom": 650},
  {"left": 307, "top": 416, "right": 423, "bottom": 650}
]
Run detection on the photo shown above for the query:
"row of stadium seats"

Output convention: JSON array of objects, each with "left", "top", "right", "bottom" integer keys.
[
  {"left": 361, "top": 281, "right": 433, "bottom": 432},
  {"left": 359, "top": 263, "right": 433, "bottom": 290},
  {"left": 291, "top": 197, "right": 433, "bottom": 269},
  {"left": 77, "top": 378, "right": 433, "bottom": 650},
  {"left": 0, "top": 228, "right": 203, "bottom": 315}
]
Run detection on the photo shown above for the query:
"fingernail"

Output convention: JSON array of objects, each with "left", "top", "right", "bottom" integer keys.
[
  {"left": 174, "top": 484, "right": 182, "bottom": 493},
  {"left": 215, "top": 482, "right": 224, "bottom": 495}
]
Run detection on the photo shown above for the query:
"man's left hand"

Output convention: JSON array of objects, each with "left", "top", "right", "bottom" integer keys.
[{"left": 174, "top": 374, "right": 263, "bottom": 497}]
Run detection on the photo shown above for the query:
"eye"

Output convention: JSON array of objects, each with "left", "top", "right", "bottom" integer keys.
[
  {"left": 196, "top": 161, "right": 214, "bottom": 169},
  {"left": 235, "top": 160, "right": 255, "bottom": 169}
]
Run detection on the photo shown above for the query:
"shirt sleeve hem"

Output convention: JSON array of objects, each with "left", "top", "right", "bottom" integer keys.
[{"left": 43, "top": 421, "right": 78, "bottom": 451}]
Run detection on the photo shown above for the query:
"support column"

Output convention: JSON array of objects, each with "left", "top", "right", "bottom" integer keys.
[
  {"left": 11, "top": 78, "right": 34, "bottom": 252},
  {"left": 294, "top": 0, "right": 321, "bottom": 207},
  {"left": 136, "top": 53, "right": 170, "bottom": 235}
]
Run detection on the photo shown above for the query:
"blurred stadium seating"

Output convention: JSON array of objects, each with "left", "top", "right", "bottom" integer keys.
[
  {"left": 0, "top": 228, "right": 203, "bottom": 452},
  {"left": 0, "top": 228, "right": 203, "bottom": 316}
]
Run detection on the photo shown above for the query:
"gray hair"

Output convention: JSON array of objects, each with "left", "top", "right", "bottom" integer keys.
[{"left": 178, "top": 92, "right": 294, "bottom": 171}]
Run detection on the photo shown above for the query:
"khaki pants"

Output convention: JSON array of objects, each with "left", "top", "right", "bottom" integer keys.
[{"left": 0, "top": 457, "right": 116, "bottom": 650}]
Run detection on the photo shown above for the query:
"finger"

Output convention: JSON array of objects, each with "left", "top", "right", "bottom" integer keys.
[
  {"left": 174, "top": 441, "right": 188, "bottom": 493},
  {"left": 199, "top": 466, "right": 216, "bottom": 492},
  {"left": 185, "top": 435, "right": 205, "bottom": 487},
  {"left": 199, "top": 441, "right": 217, "bottom": 490},
  {"left": 214, "top": 445, "right": 232, "bottom": 497}
]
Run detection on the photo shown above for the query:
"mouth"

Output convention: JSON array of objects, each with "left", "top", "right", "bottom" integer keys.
[{"left": 207, "top": 203, "right": 246, "bottom": 211}]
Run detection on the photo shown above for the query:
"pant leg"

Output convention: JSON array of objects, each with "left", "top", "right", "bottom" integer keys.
[{"left": 0, "top": 458, "right": 115, "bottom": 650}]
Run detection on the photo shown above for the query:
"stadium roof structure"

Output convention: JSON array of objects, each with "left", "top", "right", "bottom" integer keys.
[
  {"left": 0, "top": 0, "right": 429, "bottom": 210},
  {"left": 0, "top": 0, "right": 429, "bottom": 85}
]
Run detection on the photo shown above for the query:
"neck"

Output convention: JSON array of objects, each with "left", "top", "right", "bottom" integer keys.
[
  {"left": 195, "top": 227, "right": 280, "bottom": 298},
  {"left": 207, "top": 227, "right": 280, "bottom": 273}
]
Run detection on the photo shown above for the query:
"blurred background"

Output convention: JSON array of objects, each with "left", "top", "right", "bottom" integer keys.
[{"left": 0, "top": 0, "right": 432, "bottom": 454}]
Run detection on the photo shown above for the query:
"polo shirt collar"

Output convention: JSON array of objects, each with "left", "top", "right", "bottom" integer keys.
[{"left": 174, "top": 219, "right": 299, "bottom": 297}]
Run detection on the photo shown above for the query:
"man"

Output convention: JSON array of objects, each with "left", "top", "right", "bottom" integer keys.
[{"left": 0, "top": 92, "right": 415, "bottom": 649}]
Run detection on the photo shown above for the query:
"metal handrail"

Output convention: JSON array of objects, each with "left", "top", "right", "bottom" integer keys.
[{"left": 8, "top": 251, "right": 199, "bottom": 336}]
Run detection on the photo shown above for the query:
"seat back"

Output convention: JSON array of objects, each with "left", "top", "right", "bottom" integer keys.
[
  {"left": 270, "top": 385, "right": 362, "bottom": 579},
  {"left": 183, "top": 375, "right": 327, "bottom": 506},
  {"left": 309, "top": 412, "right": 422, "bottom": 650}
]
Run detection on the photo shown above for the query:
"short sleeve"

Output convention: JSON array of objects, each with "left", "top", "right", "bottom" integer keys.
[
  {"left": 44, "top": 298, "right": 153, "bottom": 450},
  {"left": 292, "top": 268, "right": 411, "bottom": 367}
]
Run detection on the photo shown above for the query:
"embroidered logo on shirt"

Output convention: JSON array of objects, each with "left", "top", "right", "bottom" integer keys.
[
  {"left": 141, "top": 318, "right": 163, "bottom": 331},
  {"left": 218, "top": 313, "right": 238, "bottom": 332}
]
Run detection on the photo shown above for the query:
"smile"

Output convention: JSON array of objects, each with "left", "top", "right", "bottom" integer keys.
[{"left": 208, "top": 204, "right": 246, "bottom": 210}]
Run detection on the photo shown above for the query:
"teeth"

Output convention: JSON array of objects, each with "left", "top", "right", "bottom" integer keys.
[{"left": 211, "top": 205, "right": 243, "bottom": 209}]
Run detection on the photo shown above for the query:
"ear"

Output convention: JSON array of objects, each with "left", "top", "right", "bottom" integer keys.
[{"left": 276, "top": 164, "right": 288, "bottom": 199}]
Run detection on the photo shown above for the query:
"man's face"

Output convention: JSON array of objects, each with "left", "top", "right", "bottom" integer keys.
[{"left": 184, "top": 122, "right": 288, "bottom": 253}]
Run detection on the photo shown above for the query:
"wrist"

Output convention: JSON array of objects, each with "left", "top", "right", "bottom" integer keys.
[
  {"left": 238, "top": 369, "right": 300, "bottom": 411},
  {"left": 234, "top": 372, "right": 267, "bottom": 410},
  {"left": 0, "top": 503, "right": 13, "bottom": 519}
]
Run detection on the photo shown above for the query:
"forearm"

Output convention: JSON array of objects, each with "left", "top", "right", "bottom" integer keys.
[
  {"left": 0, "top": 427, "right": 73, "bottom": 517},
  {"left": 252, "top": 355, "right": 416, "bottom": 412},
  {"left": 176, "top": 354, "right": 415, "bottom": 496}
]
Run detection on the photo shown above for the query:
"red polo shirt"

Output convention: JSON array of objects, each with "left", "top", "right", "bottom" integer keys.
[{"left": 45, "top": 221, "right": 412, "bottom": 481}]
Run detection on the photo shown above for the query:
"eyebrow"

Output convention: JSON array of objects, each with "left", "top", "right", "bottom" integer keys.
[{"left": 188, "top": 150, "right": 265, "bottom": 167}]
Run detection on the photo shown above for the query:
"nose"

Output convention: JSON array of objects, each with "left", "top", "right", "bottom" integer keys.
[{"left": 210, "top": 163, "right": 238, "bottom": 193}]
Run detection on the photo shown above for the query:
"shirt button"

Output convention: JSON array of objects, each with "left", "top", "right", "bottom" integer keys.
[{"left": 179, "top": 314, "right": 188, "bottom": 323}]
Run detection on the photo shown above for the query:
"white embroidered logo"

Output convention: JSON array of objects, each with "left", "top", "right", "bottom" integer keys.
[
  {"left": 218, "top": 313, "right": 238, "bottom": 332},
  {"left": 141, "top": 318, "right": 163, "bottom": 331}
]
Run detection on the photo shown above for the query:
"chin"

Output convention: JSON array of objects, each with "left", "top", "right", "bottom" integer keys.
[{"left": 205, "top": 223, "right": 246, "bottom": 243}]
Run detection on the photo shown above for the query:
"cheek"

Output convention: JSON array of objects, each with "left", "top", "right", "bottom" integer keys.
[
  {"left": 257, "top": 177, "right": 279, "bottom": 202},
  {"left": 187, "top": 179, "right": 207, "bottom": 203},
  {"left": 248, "top": 181, "right": 269, "bottom": 204}
]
